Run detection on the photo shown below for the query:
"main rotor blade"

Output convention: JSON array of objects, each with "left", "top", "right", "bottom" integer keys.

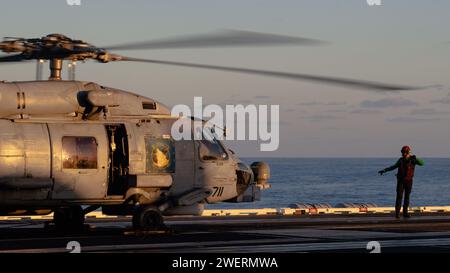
[
  {"left": 104, "top": 30, "right": 326, "bottom": 51},
  {"left": 119, "top": 57, "right": 420, "bottom": 91},
  {"left": 0, "top": 54, "right": 26, "bottom": 62},
  {"left": 3, "top": 37, "right": 25, "bottom": 41}
]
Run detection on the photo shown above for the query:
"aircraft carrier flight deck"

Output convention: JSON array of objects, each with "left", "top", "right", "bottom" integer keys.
[{"left": 2, "top": 208, "right": 450, "bottom": 253}]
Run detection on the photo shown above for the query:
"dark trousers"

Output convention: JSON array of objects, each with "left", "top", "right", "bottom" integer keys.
[{"left": 396, "top": 179, "right": 413, "bottom": 216}]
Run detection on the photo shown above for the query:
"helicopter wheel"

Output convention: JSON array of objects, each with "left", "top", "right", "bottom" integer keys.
[
  {"left": 132, "top": 206, "right": 164, "bottom": 230},
  {"left": 53, "top": 206, "right": 85, "bottom": 231}
]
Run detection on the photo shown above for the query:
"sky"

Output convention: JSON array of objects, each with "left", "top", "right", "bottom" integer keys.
[{"left": 1, "top": 0, "right": 450, "bottom": 157}]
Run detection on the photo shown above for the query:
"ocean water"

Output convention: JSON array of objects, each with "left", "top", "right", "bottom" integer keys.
[{"left": 207, "top": 158, "right": 450, "bottom": 209}]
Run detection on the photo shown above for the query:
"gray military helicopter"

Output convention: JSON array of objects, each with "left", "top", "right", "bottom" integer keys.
[{"left": 0, "top": 31, "right": 418, "bottom": 230}]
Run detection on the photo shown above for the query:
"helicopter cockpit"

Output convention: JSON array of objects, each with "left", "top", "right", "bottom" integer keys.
[{"left": 198, "top": 129, "right": 229, "bottom": 161}]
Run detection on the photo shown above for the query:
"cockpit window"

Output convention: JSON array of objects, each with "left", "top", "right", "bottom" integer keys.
[
  {"left": 199, "top": 130, "right": 228, "bottom": 161},
  {"left": 62, "top": 136, "right": 98, "bottom": 169},
  {"left": 142, "top": 102, "right": 157, "bottom": 110}
]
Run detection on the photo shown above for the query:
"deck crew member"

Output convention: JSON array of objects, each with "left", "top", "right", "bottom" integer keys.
[{"left": 378, "top": 146, "right": 424, "bottom": 219}]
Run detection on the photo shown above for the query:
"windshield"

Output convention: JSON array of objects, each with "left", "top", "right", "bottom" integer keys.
[{"left": 198, "top": 129, "right": 228, "bottom": 161}]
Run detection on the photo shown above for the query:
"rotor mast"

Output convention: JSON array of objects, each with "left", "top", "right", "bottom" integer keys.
[{"left": 49, "top": 58, "right": 63, "bottom": 81}]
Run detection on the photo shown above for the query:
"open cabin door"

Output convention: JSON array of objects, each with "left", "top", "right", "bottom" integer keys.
[{"left": 105, "top": 124, "right": 129, "bottom": 197}]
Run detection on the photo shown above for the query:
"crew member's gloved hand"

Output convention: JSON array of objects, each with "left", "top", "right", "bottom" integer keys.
[{"left": 378, "top": 170, "right": 385, "bottom": 176}]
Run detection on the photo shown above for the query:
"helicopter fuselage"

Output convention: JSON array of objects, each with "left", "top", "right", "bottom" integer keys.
[{"left": 0, "top": 81, "right": 269, "bottom": 218}]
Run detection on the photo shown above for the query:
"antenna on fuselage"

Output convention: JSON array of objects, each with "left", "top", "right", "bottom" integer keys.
[
  {"left": 36, "top": 59, "right": 45, "bottom": 80},
  {"left": 68, "top": 61, "right": 76, "bottom": 81}
]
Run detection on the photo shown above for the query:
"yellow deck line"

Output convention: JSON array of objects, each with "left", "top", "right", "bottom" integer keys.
[{"left": 1, "top": 206, "right": 450, "bottom": 221}]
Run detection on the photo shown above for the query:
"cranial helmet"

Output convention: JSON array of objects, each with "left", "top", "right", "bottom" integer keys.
[{"left": 401, "top": 145, "right": 411, "bottom": 154}]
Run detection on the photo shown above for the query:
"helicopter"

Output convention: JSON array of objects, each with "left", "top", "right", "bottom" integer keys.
[{"left": 0, "top": 31, "right": 419, "bottom": 230}]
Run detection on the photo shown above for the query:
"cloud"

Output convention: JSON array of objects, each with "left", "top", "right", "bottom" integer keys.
[
  {"left": 431, "top": 93, "right": 450, "bottom": 104},
  {"left": 279, "top": 121, "right": 292, "bottom": 126},
  {"left": 302, "top": 114, "right": 344, "bottom": 122},
  {"left": 221, "top": 99, "right": 252, "bottom": 105},
  {"left": 350, "top": 109, "right": 381, "bottom": 114},
  {"left": 410, "top": 108, "right": 450, "bottom": 115},
  {"left": 283, "top": 108, "right": 306, "bottom": 113},
  {"left": 325, "top": 109, "right": 347, "bottom": 113},
  {"left": 253, "top": 95, "right": 271, "bottom": 100},
  {"left": 323, "top": 127, "right": 342, "bottom": 130},
  {"left": 326, "top": 102, "right": 347, "bottom": 106},
  {"left": 387, "top": 117, "right": 442, "bottom": 122},
  {"left": 297, "top": 101, "right": 347, "bottom": 106},
  {"left": 360, "top": 97, "right": 418, "bottom": 108},
  {"left": 297, "top": 101, "right": 321, "bottom": 106},
  {"left": 220, "top": 94, "right": 256, "bottom": 105}
]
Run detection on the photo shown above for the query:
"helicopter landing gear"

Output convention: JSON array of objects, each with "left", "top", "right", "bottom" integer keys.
[
  {"left": 132, "top": 206, "right": 165, "bottom": 230},
  {"left": 53, "top": 206, "right": 85, "bottom": 231}
]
